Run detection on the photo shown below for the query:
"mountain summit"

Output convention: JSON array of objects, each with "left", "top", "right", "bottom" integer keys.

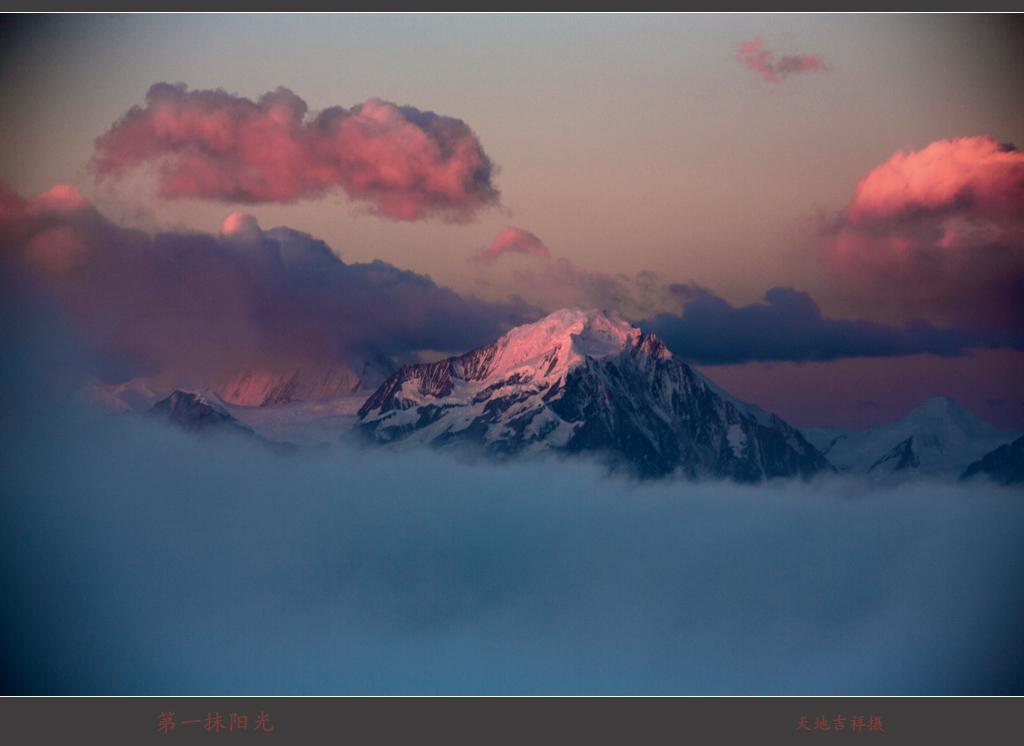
[{"left": 357, "top": 308, "right": 829, "bottom": 480}]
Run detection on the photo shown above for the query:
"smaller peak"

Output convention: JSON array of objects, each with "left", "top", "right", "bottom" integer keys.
[
  {"left": 918, "top": 395, "right": 958, "bottom": 408},
  {"left": 908, "top": 396, "right": 970, "bottom": 419},
  {"left": 901, "top": 395, "right": 1002, "bottom": 438},
  {"left": 162, "top": 389, "right": 231, "bottom": 416}
]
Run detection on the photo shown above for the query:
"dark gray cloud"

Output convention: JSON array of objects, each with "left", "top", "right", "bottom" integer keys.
[{"left": 640, "top": 286, "right": 1024, "bottom": 366}]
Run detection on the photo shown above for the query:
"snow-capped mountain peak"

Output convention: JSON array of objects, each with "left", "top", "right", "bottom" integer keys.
[
  {"left": 474, "top": 307, "right": 644, "bottom": 384},
  {"left": 357, "top": 308, "right": 828, "bottom": 480}
]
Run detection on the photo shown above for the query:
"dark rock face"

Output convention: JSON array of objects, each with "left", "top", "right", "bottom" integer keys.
[
  {"left": 869, "top": 437, "right": 920, "bottom": 474},
  {"left": 148, "top": 391, "right": 255, "bottom": 436},
  {"left": 541, "top": 340, "right": 827, "bottom": 480},
  {"left": 960, "top": 435, "right": 1024, "bottom": 485},
  {"left": 357, "top": 314, "right": 829, "bottom": 482}
]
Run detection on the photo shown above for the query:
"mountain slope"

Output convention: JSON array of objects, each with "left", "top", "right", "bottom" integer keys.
[
  {"left": 960, "top": 435, "right": 1024, "bottom": 485},
  {"left": 357, "top": 308, "right": 829, "bottom": 480}
]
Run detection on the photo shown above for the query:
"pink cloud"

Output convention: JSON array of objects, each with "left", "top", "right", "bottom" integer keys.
[
  {"left": 827, "top": 136, "right": 1024, "bottom": 328},
  {"left": 220, "top": 211, "right": 262, "bottom": 242},
  {"left": 737, "top": 38, "right": 831, "bottom": 83},
  {"left": 0, "top": 184, "right": 99, "bottom": 271},
  {"left": 92, "top": 84, "right": 500, "bottom": 222},
  {"left": 27, "top": 184, "right": 92, "bottom": 215},
  {"left": 473, "top": 226, "right": 551, "bottom": 264}
]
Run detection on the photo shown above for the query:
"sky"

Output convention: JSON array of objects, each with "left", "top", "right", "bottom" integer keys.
[
  {"left": 1, "top": 14, "right": 1023, "bottom": 697},
  {"left": 1, "top": 13, "right": 1022, "bottom": 429}
]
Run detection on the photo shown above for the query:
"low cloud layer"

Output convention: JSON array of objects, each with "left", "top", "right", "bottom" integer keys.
[
  {"left": 737, "top": 38, "right": 831, "bottom": 83},
  {"left": 0, "top": 183, "right": 535, "bottom": 387},
  {"left": 92, "top": 83, "right": 500, "bottom": 221},
  {"left": 641, "top": 286, "right": 1023, "bottom": 366},
  {"left": 1, "top": 317, "right": 1022, "bottom": 694},
  {"left": 827, "top": 136, "right": 1024, "bottom": 329}
]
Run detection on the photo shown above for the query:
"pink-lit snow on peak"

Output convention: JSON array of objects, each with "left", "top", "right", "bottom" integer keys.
[{"left": 484, "top": 307, "right": 642, "bottom": 382}]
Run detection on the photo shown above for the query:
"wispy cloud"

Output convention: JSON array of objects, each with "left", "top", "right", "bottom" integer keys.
[{"left": 737, "top": 38, "right": 831, "bottom": 83}]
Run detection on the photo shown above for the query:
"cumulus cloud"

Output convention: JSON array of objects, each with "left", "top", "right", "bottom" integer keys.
[
  {"left": 92, "top": 83, "right": 500, "bottom": 221},
  {"left": 826, "top": 136, "right": 1024, "bottom": 328},
  {"left": 472, "top": 226, "right": 551, "bottom": 264},
  {"left": 737, "top": 37, "right": 831, "bottom": 83},
  {"left": 0, "top": 183, "right": 536, "bottom": 389},
  {"left": 641, "top": 286, "right": 1024, "bottom": 366}
]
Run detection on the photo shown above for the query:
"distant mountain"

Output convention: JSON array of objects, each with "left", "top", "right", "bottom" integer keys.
[
  {"left": 87, "top": 376, "right": 369, "bottom": 446},
  {"left": 960, "top": 435, "right": 1024, "bottom": 485},
  {"left": 802, "top": 396, "right": 1021, "bottom": 484},
  {"left": 356, "top": 308, "right": 829, "bottom": 481},
  {"left": 84, "top": 377, "right": 165, "bottom": 413},
  {"left": 214, "top": 349, "right": 398, "bottom": 407}
]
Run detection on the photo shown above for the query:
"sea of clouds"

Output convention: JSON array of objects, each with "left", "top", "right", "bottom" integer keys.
[{"left": 1, "top": 296, "right": 1022, "bottom": 695}]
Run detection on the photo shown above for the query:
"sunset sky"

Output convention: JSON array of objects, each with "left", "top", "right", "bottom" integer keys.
[{"left": 2, "top": 13, "right": 1022, "bottom": 428}]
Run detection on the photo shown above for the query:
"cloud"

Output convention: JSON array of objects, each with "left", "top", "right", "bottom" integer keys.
[
  {"left": 26, "top": 183, "right": 92, "bottom": 214},
  {"left": 0, "top": 183, "right": 537, "bottom": 388},
  {"left": 640, "top": 286, "right": 1024, "bottom": 366},
  {"left": 472, "top": 226, "right": 551, "bottom": 264},
  {"left": 826, "top": 136, "right": 1024, "bottom": 328},
  {"left": 2, "top": 267, "right": 1023, "bottom": 695},
  {"left": 91, "top": 83, "right": 500, "bottom": 222},
  {"left": 1, "top": 325, "right": 1023, "bottom": 694},
  {"left": 471, "top": 229, "right": 682, "bottom": 320},
  {"left": 219, "top": 210, "right": 262, "bottom": 242},
  {"left": 737, "top": 38, "right": 831, "bottom": 83}
]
